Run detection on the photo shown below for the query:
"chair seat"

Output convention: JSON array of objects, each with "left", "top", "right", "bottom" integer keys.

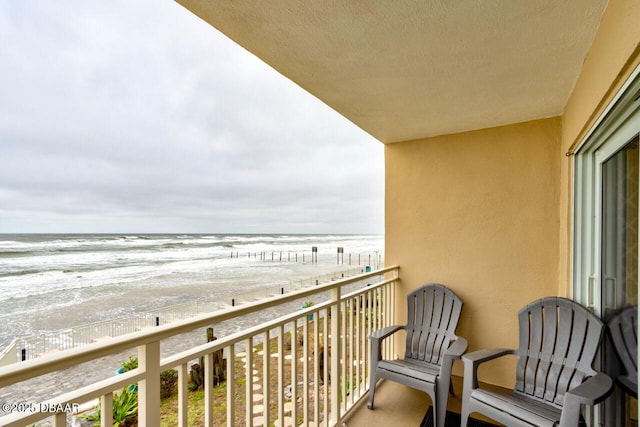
[
  {"left": 378, "top": 358, "right": 440, "bottom": 383},
  {"left": 470, "top": 389, "right": 562, "bottom": 427}
]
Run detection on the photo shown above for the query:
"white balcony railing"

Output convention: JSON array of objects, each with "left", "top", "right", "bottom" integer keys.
[{"left": 0, "top": 265, "right": 399, "bottom": 427}]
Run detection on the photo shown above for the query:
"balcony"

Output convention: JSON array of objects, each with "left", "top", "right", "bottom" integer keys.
[{"left": 0, "top": 266, "right": 400, "bottom": 427}]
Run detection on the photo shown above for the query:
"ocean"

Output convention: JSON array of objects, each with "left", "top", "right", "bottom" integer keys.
[{"left": 0, "top": 234, "right": 383, "bottom": 352}]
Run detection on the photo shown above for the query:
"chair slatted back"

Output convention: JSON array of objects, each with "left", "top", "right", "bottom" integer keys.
[
  {"left": 515, "top": 297, "right": 604, "bottom": 407},
  {"left": 608, "top": 306, "right": 638, "bottom": 379},
  {"left": 404, "top": 284, "right": 463, "bottom": 366}
]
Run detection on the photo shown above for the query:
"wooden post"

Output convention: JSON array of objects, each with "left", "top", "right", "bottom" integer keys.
[
  {"left": 207, "top": 329, "right": 226, "bottom": 386},
  {"left": 192, "top": 329, "right": 226, "bottom": 392}
]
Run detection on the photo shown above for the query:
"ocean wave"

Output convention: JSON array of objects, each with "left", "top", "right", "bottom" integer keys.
[{"left": 0, "top": 234, "right": 384, "bottom": 334}]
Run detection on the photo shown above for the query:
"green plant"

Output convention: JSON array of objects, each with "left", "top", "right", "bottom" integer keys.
[
  {"left": 112, "top": 387, "right": 138, "bottom": 426},
  {"left": 80, "top": 387, "right": 138, "bottom": 427},
  {"left": 160, "top": 368, "right": 178, "bottom": 398},
  {"left": 120, "top": 355, "right": 138, "bottom": 372},
  {"left": 301, "top": 300, "right": 314, "bottom": 320}
]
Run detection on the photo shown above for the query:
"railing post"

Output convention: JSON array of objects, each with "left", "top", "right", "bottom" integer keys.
[
  {"left": 138, "top": 341, "right": 160, "bottom": 426},
  {"left": 178, "top": 363, "right": 189, "bottom": 427},
  {"left": 204, "top": 352, "right": 214, "bottom": 427},
  {"left": 52, "top": 411, "right": 66, "bottom": 427},
  {"left": 245, "top": 337, "right": 254, "bottom": 427},
  {"left": 101, "top": 393, "right": 113, "bottom": 427},
  {"left": 226, "top": 345, "right": 235, "bottom": 426},
  {"left": 262, "top": 331, "right": 270, "bottom": 427},
  {"left": 330, "top": 286, "right": 341, "bottom": 425}
]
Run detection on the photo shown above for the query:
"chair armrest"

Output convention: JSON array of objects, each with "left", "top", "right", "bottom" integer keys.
[
  {"left": 443, "top": 336, "right": 468, "bottom": 360},
  {"left": 560, "top": 372, "right": 613, "bottom": 425},
  {"left": 462, "top": 348, "right": 515, "bottom": 365},
  {"left": 370, "top": 325, "right": 404, "bottom": 341},
  {"left": 462, "top": 348, "right": 515, "bottom": 400},
  {"left": 441, "top": 336, "right": 468, "bottom": 376},
  {"left": 565, "top": 372, "right": 613, "bottom": 406},
  {"left": 369, "top": 325, "right": 404, "bottom": 363}
]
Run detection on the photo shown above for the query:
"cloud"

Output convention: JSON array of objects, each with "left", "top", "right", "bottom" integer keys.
[{"left": 0, "top": 0, "right": 384, "bottom": 234}]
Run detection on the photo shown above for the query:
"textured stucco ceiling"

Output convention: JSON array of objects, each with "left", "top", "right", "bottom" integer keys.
[{"left": 177, "top": 0, "right": 607, "bottom": 143}]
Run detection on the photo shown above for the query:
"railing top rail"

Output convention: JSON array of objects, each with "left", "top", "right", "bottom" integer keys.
[{"left": 0, "top": 265, "right": 398, "bottom": 388}]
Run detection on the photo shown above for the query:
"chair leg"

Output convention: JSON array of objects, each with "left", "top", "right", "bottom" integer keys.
[
  {"left": 368, "top": 339, "right": 380, "bottom": 409},
  {"left": 461, "top": 412, "right": 469, "bottom": 427},
  {"left": 435, "top": 382, "right": 449, "bottom": 427},
  {"left": 367, "top": 372, "right": 377, "bottom": 409}
]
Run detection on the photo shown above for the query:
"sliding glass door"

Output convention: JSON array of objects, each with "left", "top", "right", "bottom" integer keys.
[{"left": 574, "top": 69, "right": 640, "bottom": 427}]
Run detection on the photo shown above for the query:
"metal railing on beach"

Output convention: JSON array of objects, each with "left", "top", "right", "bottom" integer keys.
[
  {"left": 9, "top": 266, "right": 377, "bottom": 363},
  {"left": 0, "top": 265, "right": 399, "bottom": 427}
]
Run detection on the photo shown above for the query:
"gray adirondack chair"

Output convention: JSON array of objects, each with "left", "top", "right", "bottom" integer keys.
[
  {"left": 608, "top": 305, "right": 637, "bottom": 399},
  {"left": 368, "top": 283, "right": 467, "bottom": 427},
  {"left": 461, "top": 297, "right": 613, "bottom": 427}
]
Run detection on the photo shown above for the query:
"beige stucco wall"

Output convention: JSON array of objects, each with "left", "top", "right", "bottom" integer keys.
[
  {"left": 385, "top": 117, "right": 562, "bottom": 386},
  {"left": 562, "top": 0, "right": 640, "bottom": 152},
  {"left": 383, "top": 0, "right": 639, "bottom": 388}
]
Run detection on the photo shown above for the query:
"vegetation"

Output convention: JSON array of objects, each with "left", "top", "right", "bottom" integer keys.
[
  {"left": 81, "top": 356, "right": 177, "bottom": 426},
  {"left": 79, "top": 387, "right": 138, "bottom": 427},
  {"left": 79, "top": 310, "right": 374, "bottom": 426}
]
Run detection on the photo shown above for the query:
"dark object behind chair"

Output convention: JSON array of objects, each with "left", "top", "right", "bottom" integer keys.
[{"left": 608, "top": 305, "right": 638, "bottom": 399}]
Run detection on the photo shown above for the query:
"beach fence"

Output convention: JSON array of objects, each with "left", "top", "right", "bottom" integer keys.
[
  {"left": 232, "top": 248, "right": 384, "bottom": 268},
  {"left": 5, "top": 265, "right": 380, "bottom": 363}
]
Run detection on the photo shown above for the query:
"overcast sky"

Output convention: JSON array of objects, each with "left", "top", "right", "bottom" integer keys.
[{"left": 0, "top": 1, "right": 384, "bottom": 235}]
